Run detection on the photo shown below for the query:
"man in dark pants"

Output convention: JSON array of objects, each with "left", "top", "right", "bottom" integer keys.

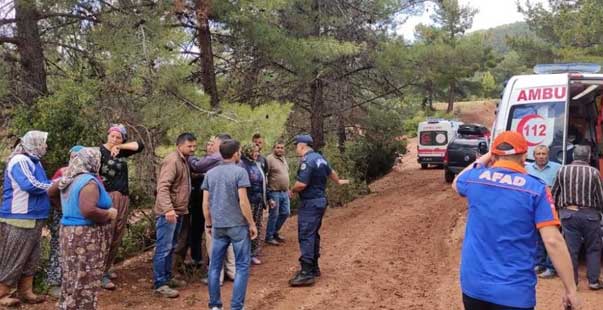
[
  {"left": 552, "top": 144, "right": 603, "bottom": 290},
  {"left": 288, "top": 134, "right": 349, "bottom": 287}
]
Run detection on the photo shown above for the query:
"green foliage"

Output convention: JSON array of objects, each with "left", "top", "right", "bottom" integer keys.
[
  {"left": 345, "top": 101, "right": 409, "bottom": 183},
  {"left": 11, "top": 78, "right": 103, "bottom": 173},
  {"left": 480, "top": 71, "right": 497, "bottom": 98}
]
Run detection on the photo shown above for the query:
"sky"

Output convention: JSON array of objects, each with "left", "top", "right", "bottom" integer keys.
[{"left": 397, "top": 0, "right": 548, "bottom": 39}]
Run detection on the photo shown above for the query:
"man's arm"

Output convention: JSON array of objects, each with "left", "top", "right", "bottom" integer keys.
[
  {"left": 452, "top": 152, "right": 491, "bottom": 193},
  {"left": 540, "top": 226, "right": 580, "bottom": 308},
  {"left": 594, "top": 172, "right": 603, "bottom": 212},
  {"left": 329, "top": 170, "right": 350, "bottom": 185},
  {"left": 202, "top": 190, "right": 211, "bottom": 234},
  {"left": 237, "top": 187, "right": 257, "bottom": 239},
  {"left": 189, "top": 155, "right": 220, "bottom": 174},
  {"left": 156, "top": 159, "right": 178, "bottom": 223}
]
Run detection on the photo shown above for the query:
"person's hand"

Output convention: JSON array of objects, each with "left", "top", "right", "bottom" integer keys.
[
  {"left": 476, "top": 151, "right": 492, "bottom": 166},
  {"left": 205, "top": 225, "right": 212, "bottom": 237},
  {"left": 563, "top": 290, "right": 580, "bottom": 309},
  {"left": 110, "top": 145, "right": 121, "bottom": 157},
  {"left": 269, "top": 200, "right": 276, "bottom": 208},
  {"left": 338, "top": 179, "right": 350, "bottom": 185},
  {"left": 165, "top": 210, "right": 178, "bottom": 224},
  {"left": 107, "top": 208, "right": 118, "bottom": 221},
  {"left": 288, "top": 190, "right": 294, "bottom": 199},
  {"left": 249, "top": 225, "right": 258, "bottom": 240}
]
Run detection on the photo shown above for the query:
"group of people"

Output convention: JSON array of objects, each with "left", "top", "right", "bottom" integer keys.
[
  {"left": 0, "top": 125, "right": 349, "bottom": 310},
  {"left": 453, "top": 131, "right": 603, "bottom": 310},
  {"left": 152, "top": 132, "right": 348, "bottom": 310},
  {"left": 0, "top": 125, "right": 143, "bottom": 309}
]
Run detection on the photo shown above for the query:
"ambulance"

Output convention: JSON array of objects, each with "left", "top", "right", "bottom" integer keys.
[
  {"left": 417, "top": 119, "right": 462, "bottom": 168},
  {"left": 493, "top": 63, "right": 603, "bottom": 169}
]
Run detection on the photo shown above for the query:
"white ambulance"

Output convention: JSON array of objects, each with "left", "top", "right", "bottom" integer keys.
[
  {"left": 417, "top": 119, "right": 462, "bottom": 168},
  {"left": 493, "top": 63, "right": 603, "bottom": 168}
]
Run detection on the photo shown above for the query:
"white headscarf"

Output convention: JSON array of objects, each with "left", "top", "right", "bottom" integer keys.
[{"left": 8, "top": 131, "right": 48, "bottom": 161}]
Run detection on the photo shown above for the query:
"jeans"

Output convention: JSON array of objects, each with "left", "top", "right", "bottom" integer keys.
[
  {"left": 535, "top": 234, "right": 555, "bottom": 271},
  {"left": 152, "top": 215, "right": 183, "bottom": 289},
  {"left": 560, "top": 208, "right": 602, "bottom": 284},
  {"left": 266, "top": 191, "right": 291, "bottom": 241},
  {"left": 463, "top": 293, "right": 533, "bottom": 310},
  {"left": 208, "top": 225, "right": 251, "bottom": 310},
  {"left": 297, "top": 198, "right": 327, "bottom": 265}
]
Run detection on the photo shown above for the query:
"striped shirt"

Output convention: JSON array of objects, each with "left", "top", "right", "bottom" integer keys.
[{"left": 551, "top": 161, "right": 603, "bottom": 211}]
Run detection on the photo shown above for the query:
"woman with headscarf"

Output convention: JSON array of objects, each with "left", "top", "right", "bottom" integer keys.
[
  {"left": 99, "top": 123, "right": 144, "bottom": 289},
  {"left": 46, "top": 145, "right": 84, "bottom": 298},
  {"left": 0, "top": 131, "right": 52, "bottom": 307},
  {"left": 239, "top": 144, "right": 267, "bottom": 265},
  {"left": 56, "top": 147, "right": 117, "bottom": 310}
]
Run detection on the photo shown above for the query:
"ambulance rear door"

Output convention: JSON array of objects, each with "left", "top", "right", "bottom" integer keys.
[{"left": 495, "top": 74, "right": 569, "bottom": 163}]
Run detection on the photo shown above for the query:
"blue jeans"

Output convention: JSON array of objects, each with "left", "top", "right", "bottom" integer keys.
[
  {"left": 266, "top": 191, "right": 291, "bottom": 241},
  {"left": 208, "top": 225, "right": 251, "bottom": 310},
  {"left": 297, "top": 198, "right": 327, "bottom": 264},
  {"left": 152, "top": 215, "right": 183, "bottom": 289},
  {"left": 535, "top": 234, "right": 555, "bottom": 271}
]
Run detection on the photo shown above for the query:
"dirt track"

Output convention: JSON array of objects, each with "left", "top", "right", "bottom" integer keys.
[{"left": 33, "top": 101, "right": 602, "bottom": 309}]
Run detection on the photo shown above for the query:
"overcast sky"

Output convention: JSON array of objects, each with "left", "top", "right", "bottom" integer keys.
[{"left": 397, "top": 0, "right": 548, "bottom": 39}]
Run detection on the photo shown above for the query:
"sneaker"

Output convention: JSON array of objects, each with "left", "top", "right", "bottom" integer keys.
[
  {"left": 101, "top": 276, "right": 116, "bottom": 290},
  {"left": 108, "top": 271, "right": 118, "bottom": 280},
  {"left": 588, "top": 281, "right": 603, "bottom": 290},
  {"left": 209, "top": 307, "right": 222, "bottom": 310},
  {"left": 533, "top": 266, "right": 546, "bottom": 274},
  {"left": 251, "top": 257, "right": 262, "bottom": 265},
  {"left": 265, "top": 239, "right": 280, "bottom": 246},
  {"left": 168, "top": 278, "right": 187, "bottom": 288},
  {"left": 274, "top": 234, "right": 286, "bottom": 243},
  {"left": 154, "top": 285, "right": 179, "bottom": 298},
  {"left": 538, "top": 269, "right": 557, "bottom": 279}
]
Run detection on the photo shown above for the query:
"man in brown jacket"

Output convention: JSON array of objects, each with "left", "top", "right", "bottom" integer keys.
[{"left": 152, "top": 133, "right": 197, "bottom": 298}]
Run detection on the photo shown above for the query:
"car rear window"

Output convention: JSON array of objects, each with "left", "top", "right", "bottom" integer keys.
[{"left": 420, "top": 131, "right": 448, "bottom": 146}]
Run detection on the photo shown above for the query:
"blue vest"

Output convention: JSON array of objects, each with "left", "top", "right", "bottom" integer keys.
[{"left": 61, "top": 174, "right": 112, "bottom": 226}]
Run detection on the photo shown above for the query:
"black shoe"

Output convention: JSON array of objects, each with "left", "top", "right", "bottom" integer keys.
[{"left": 289, "top": 270, "right": 315, "bottom": 287}]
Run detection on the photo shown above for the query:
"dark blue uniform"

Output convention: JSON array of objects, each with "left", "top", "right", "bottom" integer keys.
[{"left": 296, "top": 151, "right": 332, "bottom": 266}]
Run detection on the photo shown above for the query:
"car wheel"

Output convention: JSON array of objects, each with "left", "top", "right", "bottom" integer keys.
[
  {"left": 421, "top": 163, "right": 428, "bottom": 169},
  {"left": 445, "top": 169, "right": 455, "bottom": 183}
]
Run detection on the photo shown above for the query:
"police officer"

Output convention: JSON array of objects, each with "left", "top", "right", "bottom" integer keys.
[{"left": 288, "top": 134, "right": 349, "bottom": 287}]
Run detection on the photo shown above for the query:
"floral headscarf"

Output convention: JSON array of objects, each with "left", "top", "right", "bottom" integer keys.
[
  {"left": 241, "top": 144, "right": 257, "bottom": 161},
  {"left": 58, "top": 147, "right": 102, "bottom": 190},
  {"left": 108, "top": 123, "right": 128, "bottom": 141},
  {"left": 8, "top": 130, "right": 48, "bottom": 161}
]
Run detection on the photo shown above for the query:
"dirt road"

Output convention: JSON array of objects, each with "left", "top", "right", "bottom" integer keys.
[{"left": 35, "top": 102, "right": 601, "bottom": 309}]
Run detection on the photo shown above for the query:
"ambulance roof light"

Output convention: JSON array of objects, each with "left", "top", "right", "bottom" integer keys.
[{"left": 534, "top": 63, "right": 601, "bottom": 74}]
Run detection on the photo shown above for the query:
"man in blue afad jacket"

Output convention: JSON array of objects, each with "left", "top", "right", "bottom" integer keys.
[{"left": 453, "top": 131, "right": 579, "bottom": 310}]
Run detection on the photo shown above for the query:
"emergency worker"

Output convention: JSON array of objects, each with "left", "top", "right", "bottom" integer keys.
[
  {"left": 452, "top": 131, "right": 579, "bottom": 310},
  {"left": 288, "top": 135, "right": 349, "bottom": 287}
]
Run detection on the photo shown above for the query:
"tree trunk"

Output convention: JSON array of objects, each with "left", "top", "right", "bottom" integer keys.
[
  {"left": 195, "top": 0, "right": 219, "bottom": 109},
  {"left": 309, "top": 0, "right": 325, "bottom": 150},
  {"left": 15, "top": 0, "right": 47, "bottom": 105},
  {"left": 446, "top": 81, "right": 455, "bottom": 113},
  {"left": 310, "top": 78, "right": 325, "bottom": 150}
]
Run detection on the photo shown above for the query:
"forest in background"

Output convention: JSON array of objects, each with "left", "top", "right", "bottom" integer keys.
[{"left": 2, "top": 0, "right": 603, "bottom": 263}]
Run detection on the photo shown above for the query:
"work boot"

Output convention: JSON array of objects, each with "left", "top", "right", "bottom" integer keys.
[
  {"left": 17, "top": 276, "right": 45, "bottom": 304},
  {"left": 289, "top": 262, "right": 315, "bottom": 287},
  {"left": 313, "top": 261, "right": 321, "bottom": 277},
  {"left": 0, "top": 282, "right": 20, "bottom": 307}
]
